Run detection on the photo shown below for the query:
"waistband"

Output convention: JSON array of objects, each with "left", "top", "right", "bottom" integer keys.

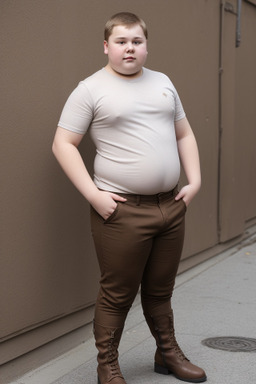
[{"left": 116, "top": 186, "right": 178, "bottom": 205}]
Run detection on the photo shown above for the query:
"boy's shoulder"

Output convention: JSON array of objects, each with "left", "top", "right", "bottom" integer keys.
[
  {"left": 75, "top": 69, "right": 112, "bottom": 97},
  {"left": 143, "top": 67, "right": 172, "bottom": 83},
  {"left": 79, "top": 68, "right": 106, "bottom": 86}
]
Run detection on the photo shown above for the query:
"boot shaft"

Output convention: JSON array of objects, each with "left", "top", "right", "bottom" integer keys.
[
  {"left": 144, "top": 310, "right": 186, "bottom": 360},
  {"left": 93, "top": 321, "right": 126, "bottom": 384},
  {"left": 94, "top": 321, "right": 124, "bottom": 363}
]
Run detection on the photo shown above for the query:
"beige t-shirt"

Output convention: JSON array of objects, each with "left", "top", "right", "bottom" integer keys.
[{"left": 58, "top": 67, "right": 186, "bottom": 194}]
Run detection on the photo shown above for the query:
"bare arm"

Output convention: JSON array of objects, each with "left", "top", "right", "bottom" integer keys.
[
  {"left": 174, "top": 117, "right": 201, "bottom": 206},
  {"left": 52, "top": 127, "right": 126, "bottom": 219}
]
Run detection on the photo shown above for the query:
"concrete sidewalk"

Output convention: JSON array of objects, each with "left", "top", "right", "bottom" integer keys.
[{"left": 9, "top": 231, "right": 256, "bottom": 384}]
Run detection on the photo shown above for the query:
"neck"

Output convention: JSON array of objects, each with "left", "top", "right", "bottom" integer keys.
[{"left": 104, "top": 64, "right": 143, "bottom": 79}]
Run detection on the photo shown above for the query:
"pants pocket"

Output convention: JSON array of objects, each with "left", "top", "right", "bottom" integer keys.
[{"left": 104, "top": 202, "right": 120, "bottom": 224}]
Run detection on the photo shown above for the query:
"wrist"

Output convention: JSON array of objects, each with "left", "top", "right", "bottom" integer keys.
[
  {"left": 85, "top": 186, "right": 100, "bottom": 205},
  {"left": 188, "top": 178, "right": 201, "bottom": 192}
]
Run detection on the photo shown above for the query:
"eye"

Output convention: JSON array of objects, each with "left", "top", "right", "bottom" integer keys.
[{"left": 134, "top": 41, "right": 141, "bottom": 45}]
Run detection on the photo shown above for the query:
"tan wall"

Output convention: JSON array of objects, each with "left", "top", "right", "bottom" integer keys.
[
  {"left": 1, "top": 0, "right": 256, "bottom": 366},
  {"left": 239, "top": 2, "right": 256, "bottom": 221},
  {"left": 219, "top": 0, "right": 256, "bottom": 241}
]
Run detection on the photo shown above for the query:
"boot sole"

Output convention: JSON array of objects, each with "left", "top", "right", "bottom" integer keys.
[
  {"left": 98, "top": 375, "right": 126, "bottom": 384},
  {"left": 154, "top": 362, "right": 207, "bottom": 383}
]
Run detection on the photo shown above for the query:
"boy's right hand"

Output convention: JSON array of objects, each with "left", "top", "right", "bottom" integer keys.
[{"left": 90, "top": 190, "right": 127, "bottom": 220}]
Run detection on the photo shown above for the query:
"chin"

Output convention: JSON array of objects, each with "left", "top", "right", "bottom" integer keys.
[{"left": 120, "top": 68, "right": 142, "bottom": 76}]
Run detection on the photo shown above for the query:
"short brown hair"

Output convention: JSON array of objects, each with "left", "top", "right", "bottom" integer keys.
[{"left": 104, "top": 12, "right": 148, "bottom": 41}]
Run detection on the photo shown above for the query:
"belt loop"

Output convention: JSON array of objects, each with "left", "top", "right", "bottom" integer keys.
[{"left": 136, "top": 195, "right": 140, "bottom": 206}]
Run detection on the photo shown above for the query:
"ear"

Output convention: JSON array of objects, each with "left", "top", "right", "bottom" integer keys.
[{"left": 103, "top": 40, "right": 108, "bottom": 55}]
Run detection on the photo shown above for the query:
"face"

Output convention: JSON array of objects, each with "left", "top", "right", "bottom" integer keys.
[{"left": 104, "top": 24, "right": 148, "bottom": 78}]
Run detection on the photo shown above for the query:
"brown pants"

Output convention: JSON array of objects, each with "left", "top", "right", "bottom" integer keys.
[{"left": 90, "top": 188, "right": 186, "bottom": 328}]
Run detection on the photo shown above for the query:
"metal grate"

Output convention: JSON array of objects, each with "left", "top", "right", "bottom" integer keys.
[{"left": 201, "top": 337, "right": 256, "bottom": 352}]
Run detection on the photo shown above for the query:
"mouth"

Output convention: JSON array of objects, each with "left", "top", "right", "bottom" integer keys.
[{"left": 123, "top": 57, "right": 136, "bottom": 61}]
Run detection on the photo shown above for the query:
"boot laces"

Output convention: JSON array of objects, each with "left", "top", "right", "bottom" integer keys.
[
  {"left": 168, "top": 328, "right": 187, "bottom": 361},
  {"left": 107, "top": 331, "right": 123, "bottom": 378},
  {"left": 109, "top": 360, "right": 122, "bottom": 377}
]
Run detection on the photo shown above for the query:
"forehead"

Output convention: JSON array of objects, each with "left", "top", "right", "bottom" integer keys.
[{"left": 110, "top": 24, "right": 146, "bottom": 39}]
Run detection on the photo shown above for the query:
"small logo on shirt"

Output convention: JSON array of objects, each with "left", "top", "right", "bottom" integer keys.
[{"left": 162, "top": 92, "right": 168, "bottom": 97}]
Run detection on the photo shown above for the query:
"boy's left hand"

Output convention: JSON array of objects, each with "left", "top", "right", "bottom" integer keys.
[{"left": 175, "top": 184, "right": 200, "bottom": 207}]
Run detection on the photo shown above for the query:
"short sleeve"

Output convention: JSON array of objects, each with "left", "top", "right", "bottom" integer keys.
[
  {"left": 58, "top": 82, "right": 94, "bottom": 135},
  {"left": 174, "top": 88, "right": 186, "bottom": 122}
]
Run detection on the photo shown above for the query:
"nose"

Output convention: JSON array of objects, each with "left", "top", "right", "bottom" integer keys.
[{"left": 126, "top": 42, "right": 134, "bottom": 52}]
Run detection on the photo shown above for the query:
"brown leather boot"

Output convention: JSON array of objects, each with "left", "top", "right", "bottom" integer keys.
[
  {"left": 94, "top": 321, "right": 126, "bottom": 384},
  {"left": 144, "top": 310, "right": 207, "bottom": 383}
]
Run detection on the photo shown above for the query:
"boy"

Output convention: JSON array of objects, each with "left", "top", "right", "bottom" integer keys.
[{"left": 52, "top": 12, "right": 207, "bottom": 384}]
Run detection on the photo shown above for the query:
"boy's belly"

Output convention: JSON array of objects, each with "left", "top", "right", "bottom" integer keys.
[{"left": 93, "top": 152, "right": 180, "bottom": 195}]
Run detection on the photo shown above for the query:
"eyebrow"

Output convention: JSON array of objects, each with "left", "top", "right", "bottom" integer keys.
[{"left": 114, "top": 36, "right": 144, "bottom": 40}]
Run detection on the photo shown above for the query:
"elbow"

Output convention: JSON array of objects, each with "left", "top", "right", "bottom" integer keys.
[
  {"left": 196, "top": 175, "right": 202, "bottom": 192},
  {"left": 52, "top": 140, "right": 57, "bottom": 157},
  {"left": 52, "top": 137, "right": 61, "bottom": 159}
]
